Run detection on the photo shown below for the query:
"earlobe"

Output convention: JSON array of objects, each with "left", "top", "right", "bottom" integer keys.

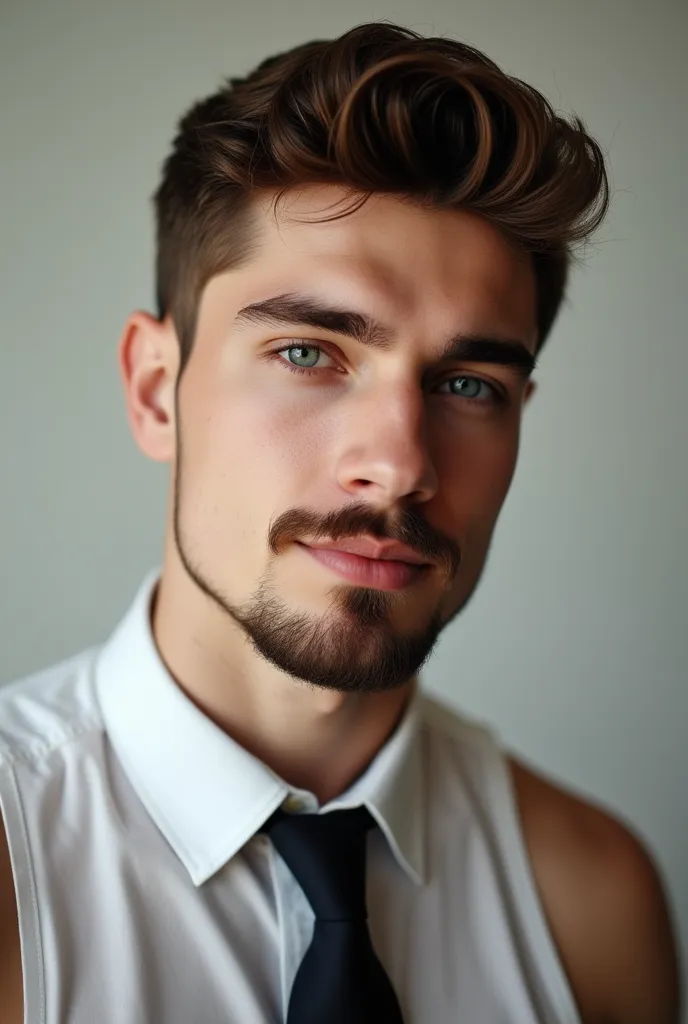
[{"left": 117, "top": 311, "right": 179, "bottom": 463}]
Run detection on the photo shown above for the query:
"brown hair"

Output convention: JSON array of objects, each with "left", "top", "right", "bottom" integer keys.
[{"left": 153, "top": 21, "right": 610, "bottom": 372}]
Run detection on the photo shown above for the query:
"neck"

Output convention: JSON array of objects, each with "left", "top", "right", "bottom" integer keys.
[{"left": 151, "top": 564, "right": 417, "bottom": 805}]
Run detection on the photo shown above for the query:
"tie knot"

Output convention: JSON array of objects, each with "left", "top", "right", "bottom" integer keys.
[{"left": 262, "top": 805, "right": 377, "bottom": 922}]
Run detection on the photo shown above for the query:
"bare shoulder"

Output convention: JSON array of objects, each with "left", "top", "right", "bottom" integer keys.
[
  {"left": 508, "top": 756, "right": 682, "bottom": 1024},
  {"left": 0, "top": 810, "right": 23, "bottom": 1024}
]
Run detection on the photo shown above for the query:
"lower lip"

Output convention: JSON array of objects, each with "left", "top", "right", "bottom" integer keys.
[{"left": 298, "top": 543, "right": 429, "bottom": 591}]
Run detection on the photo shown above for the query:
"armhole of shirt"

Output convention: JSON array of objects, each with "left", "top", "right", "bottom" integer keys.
[
  {"left": 0, "top": 760, "right": 45, "bottom": 1024},
  {"left": 463, "top": 724, "right": 582, "bottom": 1024}
]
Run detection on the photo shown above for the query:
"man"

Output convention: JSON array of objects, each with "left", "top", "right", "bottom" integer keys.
[{"left": 0, "top": 20, "right": 680, "bottom": 1024}]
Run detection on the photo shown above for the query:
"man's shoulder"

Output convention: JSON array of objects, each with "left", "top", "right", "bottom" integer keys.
[
  {"left": 508, "top": 756, "right": 682, "bottom": 1023},
  {"left": 0, "top": 647, "right": 103, "bottom": 768},
  {"left": 0, "top": 654, "right": 101, "bottom": 1024},
  {"left": 416, "top": 696, "right": 681, "bottom": 1021}
]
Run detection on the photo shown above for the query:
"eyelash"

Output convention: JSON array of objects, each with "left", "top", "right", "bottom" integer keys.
[{"left": 269, "top": 344, "right": 506, "bottom": 408}]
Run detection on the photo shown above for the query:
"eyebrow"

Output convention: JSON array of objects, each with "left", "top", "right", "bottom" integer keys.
[{"left": 233, "top": 292, "right": 537, "bottom": 380}]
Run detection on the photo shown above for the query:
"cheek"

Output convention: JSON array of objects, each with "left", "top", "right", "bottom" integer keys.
[
  {"left": 184, "top": 379, "right": 318, "bottom": 508},
  {"left": 436, "top": 419, "right": 521, "bottom": 519},
  {"left": 176, "top": 387, "right": 303, "bottom": 576},
  {"left": 437, "top": 427, "right": 521, "bottom": 615}
]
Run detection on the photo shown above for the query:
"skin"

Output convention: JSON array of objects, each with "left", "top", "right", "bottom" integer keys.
[{"left": 0, "top": 187, "right": 680, "bottom": 1022}]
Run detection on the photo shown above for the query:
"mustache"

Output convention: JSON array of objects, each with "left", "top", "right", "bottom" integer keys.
[{"left": 268, "top": 502, "right": 461, "bottom": 581}]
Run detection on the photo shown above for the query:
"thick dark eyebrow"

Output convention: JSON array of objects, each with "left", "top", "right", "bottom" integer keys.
[{"left": 233, "top": 292, "right": 537, "bottom": 380}]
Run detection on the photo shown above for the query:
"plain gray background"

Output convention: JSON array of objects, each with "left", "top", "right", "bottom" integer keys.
[{"left": 2, "top": 0, "right": 687, "bottom": 981}]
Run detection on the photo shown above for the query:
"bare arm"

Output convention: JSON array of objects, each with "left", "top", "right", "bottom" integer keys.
[{"left": 510, "top": 758, "right": 682, "bottom": 1024}]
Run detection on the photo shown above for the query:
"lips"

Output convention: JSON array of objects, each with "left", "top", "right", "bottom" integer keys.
[
  {"left": 301, "top": 537, "right": 429, "bottom": 565},
  {"left": 297, "top": 542, "right": 430, "bottom": 591}
]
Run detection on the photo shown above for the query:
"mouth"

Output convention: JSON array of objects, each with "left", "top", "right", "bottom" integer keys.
[{"left": 296, "top": 542, "right": 431, "bottom": 591}]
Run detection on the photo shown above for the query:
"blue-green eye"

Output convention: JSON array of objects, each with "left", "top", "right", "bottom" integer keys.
[
  {"left": 438, "top": 376, "right": 490, "bottom": 400},
  {"left": 271, "top": 344, "right": 504, "bottom": 407},
  {"left": 282, "top": 345, "right": 321, "bottom": 369}
]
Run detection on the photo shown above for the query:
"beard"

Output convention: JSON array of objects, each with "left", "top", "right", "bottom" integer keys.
[
  {"left": 171, "top": 474, "right": 469, "bottom": 696},
  {"left": 219, "top": 562, "right": 450, "bottom": 695},
  {"left": 175, "top": 518, "right": 452, "bottom": 696}
]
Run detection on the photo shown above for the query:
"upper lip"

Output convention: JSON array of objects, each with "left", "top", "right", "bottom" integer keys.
[{"left": 301, "top": 536, "right": 430, "bottom": 565}]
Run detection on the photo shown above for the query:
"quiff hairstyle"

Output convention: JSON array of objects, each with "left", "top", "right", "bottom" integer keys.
[{"left": 154, "top": 22, "right": 610, "bottom": 373}]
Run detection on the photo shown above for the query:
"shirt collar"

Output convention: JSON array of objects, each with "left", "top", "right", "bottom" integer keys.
[{"left": 95, "top": 570, "right": 427, "bottom": 888}]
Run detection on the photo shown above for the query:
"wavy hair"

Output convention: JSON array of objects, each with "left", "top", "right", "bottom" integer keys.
[{"left": 154, "top": 22, "right": 610, "bottom": 370}]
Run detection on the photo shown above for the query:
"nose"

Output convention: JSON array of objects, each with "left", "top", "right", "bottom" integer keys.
[{"left": 333, "top": 383, "right": 439, "bottom": 507}]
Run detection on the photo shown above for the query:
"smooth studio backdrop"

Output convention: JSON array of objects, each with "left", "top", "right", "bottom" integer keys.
[{"left": 2, "top": 0, "right": 687, "bottom": 979}]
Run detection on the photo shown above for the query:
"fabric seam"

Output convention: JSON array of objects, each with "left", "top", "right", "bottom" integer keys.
[
  {"left": 466, "top": 728, "right": 582, "bottom": 1023},
  {"left": 0, "top": 762, "right": 46, "bottom": 1024}
]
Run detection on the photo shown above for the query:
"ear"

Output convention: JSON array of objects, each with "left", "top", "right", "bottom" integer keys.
[
  {"left": 117, "top": 311, "right": 180, "bottom": 463},
  {"left": 523, "top": 378, "right": 538, "bottom": 404}
]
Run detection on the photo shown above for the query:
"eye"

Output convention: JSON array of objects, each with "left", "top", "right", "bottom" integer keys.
[
  {"left": 436, "top": 376, "right": 498, "bottom": 402},
  {"left": 269, "top": 343, "right": 506, "bottom": 408},
  {"left": 274, "top": 344, "right": 333, "bottom": 373}
]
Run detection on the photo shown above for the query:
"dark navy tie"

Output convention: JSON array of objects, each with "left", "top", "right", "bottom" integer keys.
[{"left": 261, "top": 804, "right": 405, "bottom": 1024}]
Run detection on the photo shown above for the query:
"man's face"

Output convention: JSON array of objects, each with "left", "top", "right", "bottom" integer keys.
[{"left": 169, "top": 187, "right": 537, "bottom": 694}]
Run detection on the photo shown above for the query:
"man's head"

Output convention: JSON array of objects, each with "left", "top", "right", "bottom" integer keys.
[{"left": 119, "top": 22, "right": 609, "bottom": 697}]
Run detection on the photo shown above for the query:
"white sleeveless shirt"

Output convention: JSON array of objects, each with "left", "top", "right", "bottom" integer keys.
[{"left": 0, "top": 571, "right": 581, "bottom": 1023}]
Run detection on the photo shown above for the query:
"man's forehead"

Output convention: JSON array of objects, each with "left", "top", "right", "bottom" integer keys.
[
  {"left": 237, "top": 189, "right": 538, "bottom": 350},
  {"left": 255, "top": 189, "right": 532, "bottom": 289},
  {"left": 257, "top": 186, "right": 506, "bottom": 249}
]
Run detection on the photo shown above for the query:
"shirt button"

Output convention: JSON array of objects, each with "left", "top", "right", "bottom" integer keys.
[{"left": 283, "top": 795, "right": 307, "bottom": 813}]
